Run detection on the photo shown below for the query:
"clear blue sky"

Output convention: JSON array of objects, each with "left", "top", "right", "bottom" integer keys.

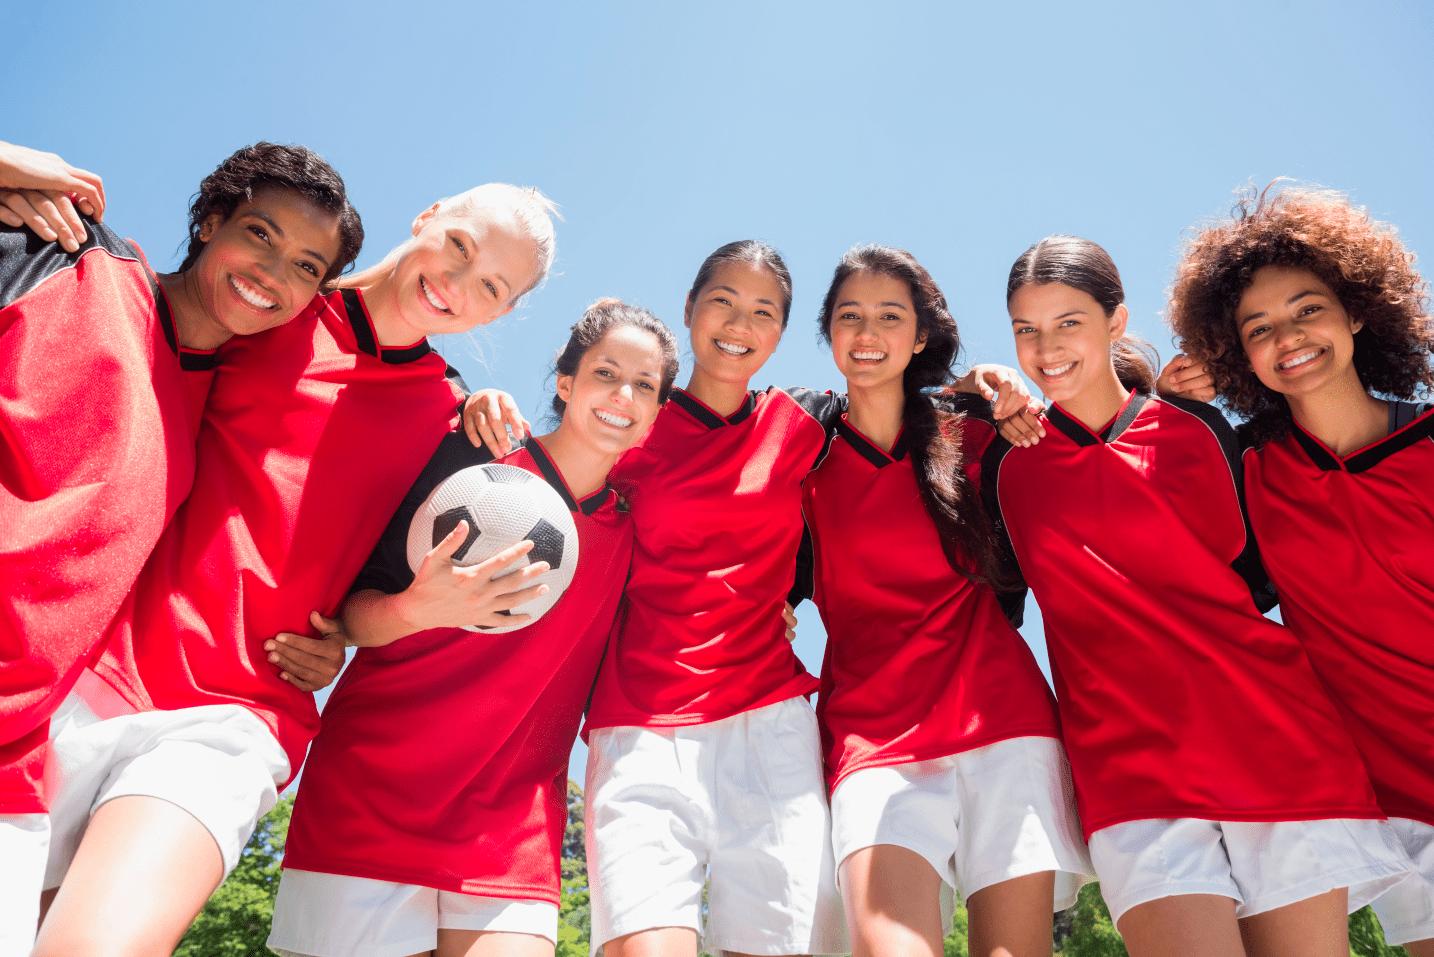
[{"left": 8, "top": 0, "right": 1431, "bottom": 784}]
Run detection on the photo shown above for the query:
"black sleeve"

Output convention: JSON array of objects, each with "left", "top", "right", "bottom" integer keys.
[
  {"left": 977, "top": 433, "right": 1030, "bottom": 628},
  {"left": 1163, "top": 397, "right": 1279, "bottom": 614},
  {"left": 348, "top": 430, "right": 498, "bottom": 596},
  {"left": 0, "top": 217, "right": 141, "bottom": 309},
  {"left": 788, "top": 519, "right": 815, "bottom": 608}
]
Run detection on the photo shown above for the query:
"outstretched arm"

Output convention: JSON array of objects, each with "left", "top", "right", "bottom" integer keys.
[{"left": 0, "top": 142, "right": 106, "bottom": 252}]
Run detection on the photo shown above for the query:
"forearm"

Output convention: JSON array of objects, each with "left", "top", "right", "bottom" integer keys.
[{"left": 342, "top": 588, "right": 424, "bottom": 648}]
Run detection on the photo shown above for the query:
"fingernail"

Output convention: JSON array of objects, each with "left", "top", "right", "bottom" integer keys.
[
  {"left": 269, "top": 653, "right": 280, "bottom": 663},
  {"left": 277, "top": 635, "right": 288, "bottom": 643},
  {"left": 264, "top": 641, "right": 275, "bottom": 650}
]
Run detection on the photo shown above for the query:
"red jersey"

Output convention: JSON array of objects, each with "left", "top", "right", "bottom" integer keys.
[
  {"left": 982, "top": 392, "right": 1383, "bottom": 838},
  {"left": 583, "top": 387, "right": 844, "bottom": 733},
  {"left": 284, "top": 436, "right": 630, "bottom": 903},
  {"left": 1244, "top": 402, "right": 1434, "bottom": 827},
  {"left": 0, "top": 222, "right": 215, "bottom": 813},
  {"left": 92, "top": 288, "right": 463, "bottom": 782},
  {"left": 806, "top": 398, "right": 1061, "bottom": 792}
]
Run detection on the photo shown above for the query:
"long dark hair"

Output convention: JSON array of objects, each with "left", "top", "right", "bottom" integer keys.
[
  {"left": 551, "top": 298, "right": 680, "bottom": 419},
  {"left": 1006, "top": 235, "right": 1158, "bottom": 394},
  {"left": 180, "top": 142, "right": 364, "bottom": 287},
  {"left": 688, "top": 240, "right": 794, "bottom": 327},
  {"left": 819, "top": 245, "right": 1011, "bottom": 588}
]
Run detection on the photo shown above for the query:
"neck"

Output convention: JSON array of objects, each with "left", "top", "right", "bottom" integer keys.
[
  {"left": 534, "top": 428, "right": 618, "bottom": 501},
  {"left": 1058, "top": 364, "right": 1130, "bottom": 432},
  {"left": 845, "top": 377, "right": 906, "bottom": 452},
  {"left": 1286, "top": 371, "right": 1388, "bottom": 456},
  {"left": 357, "top": 266, "right": 426, "bottom": 348},
  {"left": 157, "top": 272, "right": 231, "bottom": 350},
  {"left": 683, "top": 366, "right": 751, "bottom": 418}
]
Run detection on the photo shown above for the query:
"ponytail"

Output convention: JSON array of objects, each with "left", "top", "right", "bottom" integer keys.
[{"left": 1112, "top": 334, "right": 1159, "bottom": 394}]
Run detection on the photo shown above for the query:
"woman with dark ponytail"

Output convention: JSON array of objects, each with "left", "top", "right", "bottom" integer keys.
[
  {"left": 983, "top": 235, "right": 1412, "bottom": 957},
  {"left": 804, "top": 245, "right": 1093, "bottom": 957}
]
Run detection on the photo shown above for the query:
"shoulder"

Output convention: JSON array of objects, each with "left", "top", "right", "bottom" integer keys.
[
  {"left": 0, "top": 219, "right": 146, "bottom": 310},
  {"left": 776, "top": 386, "right": 847, "bottom": 425}
]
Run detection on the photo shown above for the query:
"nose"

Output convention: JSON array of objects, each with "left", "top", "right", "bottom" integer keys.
[
  {"left": 1272, "top": 318, "right": 1304, "bottom": 347},
  {"left": 612, "top": 382, "right": 635, "bottom": 405}
]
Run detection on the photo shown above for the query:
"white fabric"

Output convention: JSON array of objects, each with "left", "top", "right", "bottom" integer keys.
[
  {"left": 1370, "top": 817, "right": 1434, "bottom": 945},
  {"left": 44, "top": 687, "right": 289, "bottom": 885},
  {"left": 829, "top": 735, "right": 1094, "bottom": 922},
  {"left": 267, "top": 869, "right": 559, "bottom": 957},
  {"left": 0, "top": 813, "right": 49, "bottom": 957},
  {"left": 1088, "top": 816, "right": 1413, "bottom": 925},
  {"left": 585, "top": 696, "right": 849, "bottom": 956}
]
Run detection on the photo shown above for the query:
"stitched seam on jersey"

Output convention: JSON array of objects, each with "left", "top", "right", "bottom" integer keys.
[
  {"left": 986, "top": 441, "right": 1029, "bottom": 587},
  {"left": 0, "top": 229, "right": 143, "bottom": 307}
]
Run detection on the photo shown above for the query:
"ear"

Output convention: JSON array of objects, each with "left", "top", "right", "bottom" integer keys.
[
  {"left": 197, "top": 211, "right": 224, "bottom": 244},
  {"left": 683, "top": 294, "right": 694, "bottom": 330},
  {"left": 913, "top": 328, "right": 928, "bottom": 355},
  {"left": 555, "top": 374, "right": 573, "bottom": 406},
  {"left": 411, "top": 202, "right": 442, "bottom": 237},
  {"left": 1108, "top": 303, "right": 1130, "bottom": 341},
  {"left": 1349, "top": 313, "right": 1365, "bottom": 336}
]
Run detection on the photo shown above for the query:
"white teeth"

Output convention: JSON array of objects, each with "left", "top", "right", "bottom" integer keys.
[
  {"left": 1276, "top": 349, "right": 1321, "bottom": 371},
  {"left": 714, "top": 339, "right": 751, "bottom": 356},
  {"left": 1041, "top": 362, "right": 1075, "bottom": 377},
  {"left": 851, "top": 350, "right": 887, "bottom": 361},
  {"left": 595, "top": 409, "right": 633, "bottom": 428},
  {"left": 420, "top": 277, "right": 451, "bottom": 313},
  {"left": 230, "top": 275, "right": 276, "bottom": 309}
]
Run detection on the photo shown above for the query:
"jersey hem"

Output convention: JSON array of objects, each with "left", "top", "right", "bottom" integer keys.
[
  {"left": 582, "top": 678, "right": 818, "bottom": 738},
  {"left": 280, "top": 857, "right": 560, "bottom": 906},
  {"left": 1079, "top": 805, "right": 1388, "bottom": 842},
  {"left": 825, "top": 725, "right": 1063, "bottom": 792},
  {"left": 0, "top": 794, "right": 47, "bottom": 814}
]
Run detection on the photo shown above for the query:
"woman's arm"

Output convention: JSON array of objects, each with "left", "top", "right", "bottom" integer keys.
[{"left": 0, "top": 141, "right": 106, "bottom": 251}]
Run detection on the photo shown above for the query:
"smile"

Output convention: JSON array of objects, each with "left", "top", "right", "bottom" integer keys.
[
  {"left": 1275, "top": 348, "right": 1325, "bottom": 372},
  {"left": 714, "top": 339, "right": 751, "bottom": 357},
  {"left": 850, "top": 350, "right": 886, "bottom": 362},
  {"left": 594, "top": 409, "right": 634, "bottom": 428},
  {"left": 230, "top": 275, "right": 277, "bottom": 310},
  {"left": 420, "top": 276, "right": 453, "bottom": 314},
  {"left": 1041, "top": 361, "right": 1075, "bottom": 377}
]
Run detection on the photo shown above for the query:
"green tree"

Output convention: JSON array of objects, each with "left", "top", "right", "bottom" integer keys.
[
  {"left": 559, "top": 779, "right": 592, "bottom": 957},
  {"left": 1058, "top": 883, "right": 1127, "bottom": 957},
  {"left": 1348, "top": 905, "right": 1409, "bottom": 957},
  {"left": 943, "top": 898, "right": 969, "bottom": 957},
  {"left": 173, "top": 795, "right": 293, "bottom": 957}
]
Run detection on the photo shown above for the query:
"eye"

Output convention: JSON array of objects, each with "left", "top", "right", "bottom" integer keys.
[
  {"left": 484, "top": 279, "right": 498, "bottom": 298},
  {"left": 247, "top": 225, "right": 271, "bottom": 244},
  {"left": 880, "top": 313, "right": 901, "bottom": 323},
  {"left": 637, "top": 380, "right": 656, "bottom": 391},
  {"left": 1245, "top": 323, "right": 1270, "bottom": 341},
  {"left": 712, "top": 296, "right": 731, "bottom": 306},
  {"left": 450, "top": 235, "right": 467, "bottom": 257},
  {"left": 298, "top": 261, "right": 319, "bottom": 278},
  {"left": 1298, "top": 304, "right": 1322, "bottom": 318},
  {"left": 1059, "top": 319, "right": 1080, "bottom": 328},
  {"left": 1013, "top": 325, "right": 1034, "bottom": 335},
  {"left": 838, "top": 311, "right": 860, "bottom": 323},
  {"left": 595, "top": 367, "right": 615, "bottom": 378}
]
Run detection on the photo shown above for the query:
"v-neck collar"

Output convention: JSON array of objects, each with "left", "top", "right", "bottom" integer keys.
[
  {"left": 669, "top": 387, "right": 757, "bottom": 430},
  {"left": 341, "top": 288, "right": 433, "bottom": 364},
  {"left": 522, "top": 436, "right": 612, "bottom": 516},
  {"left": 1290, "top": 402, "right": 1434, "bottom": 474},
  {"left": 1045, "top": 391, "right": 1149, "bottom": 447},
  {"left": 836, "top": 415, "right": 908, "bottom": 468}
]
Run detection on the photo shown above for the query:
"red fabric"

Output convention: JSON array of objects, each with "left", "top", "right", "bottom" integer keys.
[
  {"left": 990, "top": 394, "right": 1382, "bottom": 838},
  {"left": 0, "top": 239, "right": 197, "bottom": 813},
  {"left": 807, "top": 415, "right": 1060, "bottom": 792},
  {"left": 1245, "top": 410, "right": 1434, "bottom": 826},
  {"left": 583, "top": 387, "right": 834, "bottom": 733},
  {"left": 284, "top": 443, "right": 630, "bottom": 903},
  {"left": 92, "top": 289, "right": 462, "bottom": 783}
]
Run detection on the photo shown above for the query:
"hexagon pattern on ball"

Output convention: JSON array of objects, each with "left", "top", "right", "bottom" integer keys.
[{"left": 406, "top": 463, "right": 579, "bottom": 633}]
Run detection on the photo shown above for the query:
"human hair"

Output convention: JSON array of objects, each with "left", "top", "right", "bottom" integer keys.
[
  {"left": 339, "top": 184, "right": 560, "bottom": 302},
  {"left": 818, "top": 244, "right": 1012, "bottom": 588},
  {"left": 550, "top": 298, "right": 680, "bottom": 419},
  {"left": 1169, "top": 184, "right": 1434, "bottom": 447},
  {"left": 687, "top": 240, "right": 794, "bottom": 327},
  {"left": 180, "top": 142, "right": 363, "bottom": 286},
  {"left": 1006, "top": 235, "right": 1158, "bottom": 394}
]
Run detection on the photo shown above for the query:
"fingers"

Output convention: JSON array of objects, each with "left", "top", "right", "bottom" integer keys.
[
  {"left": 464, "top": 391, "right": 514, "bottom": 456},
  {"left": 467, "top": 538, "right": 536, "bottom": 580},
  {"left": 68, "top": 167, "right": 104, "bottom": 220},
  {"left": 0, "top": 193, "right": 21, "bottom": 228},
  {"left": 998, "top": 410, "right": 1047, "bottom": 448},
  {"left": 309, "top": 609, "right": 344, "bottom": 636},
  {"left": 498, "top": 392, "right": 528, "bottom": 444},
  {"left": 782, "top": 602, "right": 798, "bottom": 643},
  {"left": 263, "top": 629, "right": 347, "bottom": 693},
  {"left": 991, "top": 380, "right": 1020, "bottom": 420},
  {"left": 31, "top": 190, "right": 85, "bottom": 251},
  {"left": 421, "top": 519, "right": 475, "bottom": 572},
  {"left": 0, "top": 191, "right": 58, "bottom": 244}
]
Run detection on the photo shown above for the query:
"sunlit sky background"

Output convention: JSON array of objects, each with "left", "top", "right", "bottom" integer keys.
[{"left": 8, "top": 0, "right": 1431, "bottom": 784}]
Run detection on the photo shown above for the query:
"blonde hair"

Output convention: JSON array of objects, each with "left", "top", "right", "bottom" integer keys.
[{"left": 338, "top": 183, "right": 560, "bottom": 301}]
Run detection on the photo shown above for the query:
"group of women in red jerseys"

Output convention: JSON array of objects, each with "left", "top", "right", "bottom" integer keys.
[{"left": 0, "top": 137, "right": 1431, "bottom": 957}]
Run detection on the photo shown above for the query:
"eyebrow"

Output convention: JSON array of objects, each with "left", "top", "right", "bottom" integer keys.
[
  {"left": 1240, "top": 290, "right": 1324, "bottom": 324},
  {"left": 1010, "top": 309, "right": 1085, "bottom": 324},
  {"left": 836, "top": 300, "right": 909, "bottom": 310},
  {"left": 241, "top": 210, "right": 332, "bottom": 269},
  {"left": 595, "top": 355, "right": 658, "bottom": 377},
  {"left": 712, "top": 284, "right": 776, "bottom": 306}
]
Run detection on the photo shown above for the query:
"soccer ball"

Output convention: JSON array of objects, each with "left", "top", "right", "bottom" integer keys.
[{"left": 406, "top": 463, "right": 579, "bottom": 633}]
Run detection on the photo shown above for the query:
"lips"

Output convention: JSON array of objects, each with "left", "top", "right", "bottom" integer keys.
[
  {"left": 1040, "top": 361, "right": 1075, "bottom": 378},
  {"left": 850, "top": 350, "right": 886, "bottom": 362},
  {"left": 229, "top": 274, "right": 277, "bottom": 310},
  {"left": 714, "top": 339, "right": 751, "bottom": 357},
  {"left": 420, "top": 276, "right": 453, "bottom": 314},
  {"left": 1275, "top": 347, "right": 1325, "bottom": 372},
  {"left": 594, "top": 408, "right": 634, "bottom": 428}
]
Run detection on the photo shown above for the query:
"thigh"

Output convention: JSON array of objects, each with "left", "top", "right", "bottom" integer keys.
[
  {"left": 1116, "top": 893, "right": 1244, "bottom": 957},
  {"left": 1087, "top": 818, "right": 1240, "bottom": 926},
  {"left": 601, "top": 927, "right": 700, "bottom": 957},
  {"left": 965, "top": 871, "right": 1057, "bottom": 957},
  {"left": 32, "top": 794, "right": 224, "bottom": 957},
  {"left": 839, "top": 844, "right": 945, "bottom": 957},
  {"left": 435, "top": 930, "right": 554, "bottom": 957},
  {"left": 1237, "top": 887, "right": 1348, "bottom": 957}
]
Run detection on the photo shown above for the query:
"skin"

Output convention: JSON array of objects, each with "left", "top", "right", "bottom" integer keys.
[
  {"left": 1236, "top": 265, "right": 1386, "bottom": 456},
  {"left": 0, "top": 141, "right": 106, "bottom": 249},
  {"left": 1009, "top": 282, "right": 1131, "bottom": 432},
  {"left": 828, "top": 270, "right": 927, "bottom": 451}
]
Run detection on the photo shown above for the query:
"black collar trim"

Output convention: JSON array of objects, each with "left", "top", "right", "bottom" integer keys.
[
  {"left": 179, "top": 348, "right": 218, "bottom": 371},
  {"left": 836, "top": 417, "right": 908, "bottom": 468},
  {"left": 340, "top": 288, "right": 433, "bottom": 364},
  {"left": 1101, "top": 392, "right": 1149, "bottom": 443},
  {"left": 152, "top": 277, "right": 180, "bottom": 359},
  {"left": 1046, "top": 392, "right": 1148, "bottom": 446},
  {"left": 1293, "top": 405, "right": 1434, "bottom": 474},
  {"left": 524, "top": 436, "right": 611, "bottom": 516},
  {"left": 670, "top": 388, "right": 757, "bottom": 429}
]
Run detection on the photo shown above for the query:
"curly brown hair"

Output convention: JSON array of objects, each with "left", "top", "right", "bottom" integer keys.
[{"left": 1167, "top": 184, "right": 1433, "bottom": 447}]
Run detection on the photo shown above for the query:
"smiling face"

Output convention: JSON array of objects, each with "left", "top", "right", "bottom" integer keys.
[
  {"left": 1009, "top": 281, "right": 1129, "bottom": 406},
  {"left": 1237, "top": 266, "right": 1363, "bottom": 401},
  {"left": 385, "top": 201, "right": 541, "bottom": 341},
  {"left": 555, "top": 324, "right": 668, "bottom": 458},
  {"left": 188, "top": 187, "right": 343, "bottom": 341},
  {"left": 683, "top": 260, "right": 786, "bottom": 387},
  {"left": 828, "top": 270, "right": 926, "bottom": 393}
]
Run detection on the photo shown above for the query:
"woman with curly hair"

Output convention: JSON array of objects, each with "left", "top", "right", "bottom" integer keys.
[{"left": 1168, "top": 186, "right": 1434, "bottom": 956}]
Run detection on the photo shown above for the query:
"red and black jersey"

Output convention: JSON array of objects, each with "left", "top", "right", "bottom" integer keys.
[
  {"left": 92, "top": 288, "right": 464, "bottom": 783},
  {"left": 982, "top": 392, "right": 1383, "bottom": 838},
  {"left": 0, "top": 222, "right": 216, "bottom": 813},
  {"left": 805, "top": 396, "right": 1060, "bottom": 792},
  {"left": 283, "top": 434, "right": 630, "bottom": 904},
  {"left": 583, "top": 386, "right": 844, "bottom": 734},
  {"left": 1244, "top": 402, "right": 1434, "bottom": 827}
]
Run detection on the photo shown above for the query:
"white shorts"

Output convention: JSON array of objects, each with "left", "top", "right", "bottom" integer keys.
[
  {"left": 44, "top": 677, "right": 289, "bottom": 885},
  {"left": 585, "top": 696, "right": 848, "bottom": 956},
  {"left": 829, "top": 735, "right": 1094, "bottom": 926},
  {"left": 1370, "top": 818, "right": 1434, "bottom": 945},
  {"left": 267, "top": 869, "right": 559, "bottom": 957},
  {"left": 1088, "top": 816, "right": 1413, "bottom": 925},
  {"left": 0, "top": 813, "right": 49, "bottom": 957}
]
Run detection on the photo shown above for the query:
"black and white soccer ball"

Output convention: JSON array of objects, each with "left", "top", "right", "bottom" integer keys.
[{"left": 406, "top": 463, "right": 579, "bottom": 633}]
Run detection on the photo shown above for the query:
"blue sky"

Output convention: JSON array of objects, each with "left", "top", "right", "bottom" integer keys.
[{"left": 8, "top": 0, "right": 1431, "bottom": 783}]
